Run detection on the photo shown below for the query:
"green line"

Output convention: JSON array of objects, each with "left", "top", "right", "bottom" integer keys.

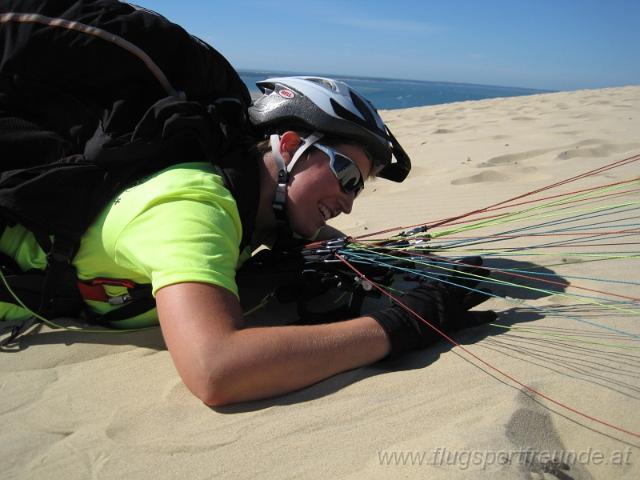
[
  {"left": 429, "top": 180, "right": 640, "bottom": 239},
  {"left": 542, "top": 255, "right": 640, "bottom": 268},
  {"left": 348, "top": 246, "right": 640, "bottom": 316},
  {"left": 432, "top": 200, "right": 640, "bottom": 239},
  {"left": 403, "top": 249, "right": 640, "bottom": 259},
  {"left": 489, "top": 323, "right": 640, "bottom": 350}
]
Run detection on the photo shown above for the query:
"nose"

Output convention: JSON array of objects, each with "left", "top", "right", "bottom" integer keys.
[{"left": 341, "top": 192, "right": 355, "bottom": 215}]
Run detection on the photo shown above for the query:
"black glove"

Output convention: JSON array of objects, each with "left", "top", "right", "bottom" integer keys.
[{"left": 370, "top": 256, "right": 497, "bottom": 358}]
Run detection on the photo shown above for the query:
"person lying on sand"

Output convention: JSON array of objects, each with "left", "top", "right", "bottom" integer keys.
[{"left": 0, "top": 0, "right": 495, "bottom": 406}]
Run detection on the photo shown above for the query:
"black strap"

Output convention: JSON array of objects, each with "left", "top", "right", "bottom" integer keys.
[
  {"left": 0, "top": 249, "right": 82, "bottom": 315},
  {"left": 39, "top": 237, "right": 82, "bottom": 316},
  {"left": 0, "top": 246, "right": 82, "bottom": 346},
  {"left": 92, "top": 285, "right": 155, "bottom": 324},
  {"left": 0, "top": 316, "right": 40, "bottom": 348}
]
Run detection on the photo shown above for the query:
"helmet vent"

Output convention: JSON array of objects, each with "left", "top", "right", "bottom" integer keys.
[
  {"left": 307, "top": 77, "right": 338, "bottom": 92},
  {"left": 349, "top": 91, "right": 380, "bottom": 130},
  {"left": 330, "top": 98, "right": 385, "bottom": 138},
  {"left": 330, "top": 98, "right": 364, "bottom": 124}
]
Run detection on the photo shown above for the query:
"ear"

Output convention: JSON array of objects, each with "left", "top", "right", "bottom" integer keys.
[{"left": 279, "top": 131, "right": 302, "bottom": 162}]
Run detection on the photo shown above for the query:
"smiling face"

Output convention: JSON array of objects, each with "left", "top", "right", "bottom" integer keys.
[{"left": 285, "top": 141, "right": 373, "bottom": 238}]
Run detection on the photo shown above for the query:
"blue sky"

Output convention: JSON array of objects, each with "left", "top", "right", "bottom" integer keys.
[{"left": 135, "top": 0, "right": 640, "bottom": 91}]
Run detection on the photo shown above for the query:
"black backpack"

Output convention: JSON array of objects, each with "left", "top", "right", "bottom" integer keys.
[{"left": 0, "top": 0, "right": 258, "bottom": 324}]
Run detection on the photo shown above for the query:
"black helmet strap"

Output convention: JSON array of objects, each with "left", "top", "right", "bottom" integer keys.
[
  {"left": 378, "top": 126, "right": 412, "bottom": 182},
  {"left": 270, "top": 134, "right": 289, "bottom": 217}
]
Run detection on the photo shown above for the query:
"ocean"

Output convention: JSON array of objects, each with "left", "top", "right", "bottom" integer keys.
[{"left": 239, "top": 70, "right": 550, "bottom": 111}]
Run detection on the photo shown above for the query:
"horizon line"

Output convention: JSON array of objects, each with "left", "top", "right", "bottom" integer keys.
[{"left": 236, "top": 68, "right": 557, "bottom": 93}]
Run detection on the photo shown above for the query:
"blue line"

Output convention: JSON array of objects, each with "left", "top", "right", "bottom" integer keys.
[
  {"left": 541, "top": 221, "right": 640, "bottom": 234},
  {"left": 434, "top": 221, "right": 640, "bottom": 250},
  {"left": 435, "top": 206, "right": 637, "bottom": 248},
  {"left": 433, "top": 209, "right": 640, "bottom": 251},
  {"left": 349, "top": 252, "right": 638, "bottom": 307},
  {"left": 483, "top": 232, "right": 640, "bottom": 251},
  {"left": 464, "top": 266, "right": 640, "bottom": 287},
  {"left": 433, "top": 205, "right": 640, "bottom": 251},
  {"left": 341, "top": 249, "right": 640, "bottom": 339}
]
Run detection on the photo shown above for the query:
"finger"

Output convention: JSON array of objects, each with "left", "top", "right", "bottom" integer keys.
[
  {"left": 459, "top": 256, "right": 483, "bottom": 268},
  {"left": 466, "top": 310, "right": 498, "bottom": 326},
  {"left": 452, "top": 258, "right": 491, "bottom": 288},
  {"left": 457, "top": 256, "right": 485, "bottom": 277},
  {"left": 458, "top": 263, "right": 491, "bottom": 280},
  {"left": 462, "top": 288, "right": 493, "bottom": 309}
]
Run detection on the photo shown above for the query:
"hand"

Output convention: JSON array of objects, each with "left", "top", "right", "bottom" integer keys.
[{"left": 370, "top": 256, "right": 497, "bottom": 357}]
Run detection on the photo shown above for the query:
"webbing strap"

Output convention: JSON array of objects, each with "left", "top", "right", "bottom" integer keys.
[
  {"left": 77, "top": 277, "right": 137, "bottom": 303},
  {"left": 39, "top": 237, "right": 80, "bottom": 316},
  {"left": 95, "top": 286, "right": 154, "bottom": 324}
]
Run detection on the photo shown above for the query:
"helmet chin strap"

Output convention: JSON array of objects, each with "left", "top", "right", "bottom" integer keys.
[{"left": 270, "top": 132, "right": 324, "bottom": 220}]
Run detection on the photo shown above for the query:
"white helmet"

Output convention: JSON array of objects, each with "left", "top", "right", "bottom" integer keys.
[{"left": 248, "top": 76, "right": 411, "bottom": 182}]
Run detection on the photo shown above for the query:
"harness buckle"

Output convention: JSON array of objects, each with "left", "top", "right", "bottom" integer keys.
[{"left": 107, "top": 294, "right": 133, "bottom": 306}]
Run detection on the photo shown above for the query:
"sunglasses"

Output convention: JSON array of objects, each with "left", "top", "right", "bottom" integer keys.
[{"left": 312, "top": 142, "right": 365, "bottom": 197}]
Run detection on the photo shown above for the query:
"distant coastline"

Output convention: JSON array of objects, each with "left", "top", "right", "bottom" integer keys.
[{"left": 239, "top": 69, "right": 553, "bottom": 110}]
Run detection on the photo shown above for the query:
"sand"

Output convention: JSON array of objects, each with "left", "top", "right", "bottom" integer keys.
[{"left": 2, "top": 86, "right": 639, "bottom": 479}]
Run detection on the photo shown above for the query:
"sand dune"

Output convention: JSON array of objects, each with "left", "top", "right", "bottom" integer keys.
[{"left": 2, "top": 86, "right": 639, "bottom": 479}]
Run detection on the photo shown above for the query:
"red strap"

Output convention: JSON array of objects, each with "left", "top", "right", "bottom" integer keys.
[{"left": 77, "top": 278, "right": 137, "bottom": 303}]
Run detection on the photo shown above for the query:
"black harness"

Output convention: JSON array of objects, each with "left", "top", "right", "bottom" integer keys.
[{"left": 0, "top": 0, "right": 258, "bottom": 340}]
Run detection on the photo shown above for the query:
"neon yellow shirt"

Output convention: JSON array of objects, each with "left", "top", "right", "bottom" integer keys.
[{"left": 0, "top": 162, "right": 243, "bottom": 328}]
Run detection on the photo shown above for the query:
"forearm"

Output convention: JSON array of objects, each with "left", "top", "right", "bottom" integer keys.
[
  {"left": 207, "top": 316, "right": 390, "bottom": 405},
  {"left": 157, "top": 282, "right": 390, "bottom": 406}
]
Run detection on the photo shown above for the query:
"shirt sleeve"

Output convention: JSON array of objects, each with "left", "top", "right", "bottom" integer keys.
[{"left": 110, "top": 196, "right": 242, "bottom": 298}]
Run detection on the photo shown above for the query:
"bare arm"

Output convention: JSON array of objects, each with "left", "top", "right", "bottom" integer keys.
[{"left": 156, "top": 282, "right": 390, "bottom": 406}]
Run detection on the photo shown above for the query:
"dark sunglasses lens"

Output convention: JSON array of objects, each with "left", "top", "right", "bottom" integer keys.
[{"left": 332, "top": 153, "right": 364, "bottom": 196}]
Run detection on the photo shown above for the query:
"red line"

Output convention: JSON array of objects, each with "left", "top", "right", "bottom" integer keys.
[
  {"left": 442, "top": 185, "right": 640, "bottom": 229},
  {"left": 429, "top": 154, "right": 640, "bottom": 229},
  {"left": 484, "top": 185, "right": 640, "bottom": 211},
  {"left": 382, "top": 249, "right": 640, "bottom": 302},
  {"left": 336, "top": 254, "right": 640, "bottom": 439},
  {"left": 358, "top": 180, "right": 639, "bottom": 240},
  {"left": 428, "top": 229, "right": 640, "bottom": 239},
  {"left": 431, "top": 242, "right": 640, "bottom": 248},
  {"left": 355, "top": 155, "right": 640, "bottom": 240},
  {"left": 440, "top": 185, "right": 640, "bottom": 230},
  {"left": 499, "top": 242, "right": 640, "bottom": 247}
]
